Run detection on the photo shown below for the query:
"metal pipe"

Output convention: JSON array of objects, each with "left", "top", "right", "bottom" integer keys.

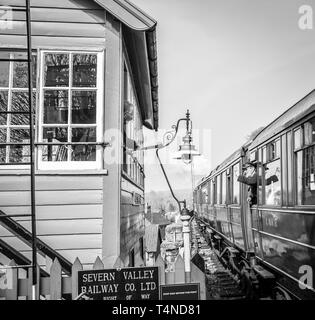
[{"left": 26, "top": 0, "right": 37, "bottom": 300}]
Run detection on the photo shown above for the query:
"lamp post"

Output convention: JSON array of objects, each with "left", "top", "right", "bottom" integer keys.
[{"left": 140, "top": 110, "right": 200, "bottom": 283}]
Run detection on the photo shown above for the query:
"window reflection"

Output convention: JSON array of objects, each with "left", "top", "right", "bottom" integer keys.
[
  {"left": 42, "top": 127, "right": 68, "bottom": 162},
  {"left": 304, "top": 118, "right": 315, "bottom": 145},
  {"left": 233, "top": 163, "right": 240, "bottom": 204},
  {"left": 0, "top": 129, "right": 6, "bottom": 162},
  {"left": 72, "top": 91, "right": 96, "bottom": 124},
  {"left": 71, "top": 128, "right": 96, "bottom": 161},
  {"left": 44, "top": 90, "right": 68, "bottom": 124},
  {"left": 9, "top": 129, "right": 30, "bottom": 163},
  {"left": 297, "top": 146, "right": 315, "bottom": 205},
  {"left": 0, "top": 91, "right": 8, "bottom": 125},
  {"left": 11, "top": 92, "right": 36, "bottom": 125},
  {"left": 265, "top": 160, "right": 281, "bottom": 206},
  {"left": 44, "top": 53, "right": 69, "bottom": 87},
  {"left": 0, "top": 61, "right": 9, "bottom": 87},
  {"left": 73, "top": 54, "right": 97, "bottom": 87},
  {"left": 13, "top": 53, "right": 37, "bottom": 88}
]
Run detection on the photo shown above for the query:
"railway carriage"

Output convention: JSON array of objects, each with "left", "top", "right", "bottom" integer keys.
[{"left": 194, "top": 90, "right": 315, "bottom": 299}]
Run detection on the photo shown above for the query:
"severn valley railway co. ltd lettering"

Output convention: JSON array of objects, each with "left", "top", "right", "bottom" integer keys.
[{"left": 78, "top": 267, "right": 159, "bottom": 300}]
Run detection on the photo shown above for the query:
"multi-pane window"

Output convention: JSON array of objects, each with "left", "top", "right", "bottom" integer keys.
[
  {"left": 122, "top": 62, "right": 144, "bottom": 187},
  {"left": 232, "top": 163, "right": 240, "bottom": 204},
  {"left": 38, "top": 51, "right": 103, "bottom": 169},
  {"left": 296, "top": 117, "right": 315, "bottom": 205},
  {"left": 0, "top": 52, "right": 37, "bottom": 165}
]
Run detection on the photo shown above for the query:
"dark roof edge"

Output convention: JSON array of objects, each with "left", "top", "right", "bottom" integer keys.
[{"left": 94, "top": 0, "right": 159, "bottom": 130}]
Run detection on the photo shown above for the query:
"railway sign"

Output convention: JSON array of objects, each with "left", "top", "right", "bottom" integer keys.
[
  {"left": 78, "top": 266, "right": 159, "bottom": 300},
  {"left": 160, "top": 283, "right": 200, "bottom": 300}
]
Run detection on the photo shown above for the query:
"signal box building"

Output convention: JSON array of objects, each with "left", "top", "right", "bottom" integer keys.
[{"left": 0, "top": 0, "right": 159, "bottom": 271}]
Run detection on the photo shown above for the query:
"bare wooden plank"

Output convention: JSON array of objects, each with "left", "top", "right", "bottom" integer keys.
[
  {"left": 50, "top": 258, "right": 62, "bottom": 300},
  {"left": 0, "top": 175, "right": 103, "bottom": 191},
  {"left": 71, "top": 257, "right": 83, "bottom": 299},
  {"left": 0, "top": 0, "right": 102, "bottom": 10},
  {"left": 4, "top": 260, "right": 18, "bottom": 300},
  {"left": 0, "top": 35, "right": 106, "bottom": 50},
  {"left": 155, "top": 255, "right": 165, "bottom": 285},
  {"left": 0, "top": 190, "right": 103, "bottom": 206},
  {"left": 93, "top": 256, "right": 104, "bottom": 270},
  {"left": 0, "top": 204, "right": 103, "bottom": 220},
  {"left": 6, "top": 8, "right": 105, "bottom": 24},
  {"left": 0, "top": 21, "right": 106, "bottom": 38},
  {"left": 174, "top": 255, "right": 185, "bottom": 284}
]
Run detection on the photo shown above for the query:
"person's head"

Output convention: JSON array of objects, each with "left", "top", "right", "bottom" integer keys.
[{"left": 244, "top": 161, "right": 257, "bottom": 176}]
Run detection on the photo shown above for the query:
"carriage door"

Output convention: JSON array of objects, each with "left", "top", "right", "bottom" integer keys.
[{"left": 240, "top": 153, "right": 255, "bottom": 253}]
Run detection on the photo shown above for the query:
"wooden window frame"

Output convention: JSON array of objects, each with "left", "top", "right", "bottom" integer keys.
[{"left": 37, "top": 49, "right": 104, "bottom": 170}]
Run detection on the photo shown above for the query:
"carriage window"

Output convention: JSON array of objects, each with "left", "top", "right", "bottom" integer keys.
[
  {"left": 294, "top": 128, "right": 302, "bottom": 150},
  {"left": 304, "top": 118, "right": 315, "bottom": 146},
  {"left": 232, "top": 163, "right": 240, "bottom": 204},
  {"left": 216, "top": 175, "right": 221, "bottom": 204},
  {"left": 221, "top": 172, "right": 226, "bottom": 204},
  {"left": 38, "top": 51, "right": 103, "bottom": 169},
  {"left": 297, "top": 145, "right": 315, "bottom": 205},
  {"left": 0, "top": 52, "right": 37, "bottom": 165},
  {"left": 264, "top": 159, "right": 281, "bottom": 206},
  {"left": 202, "top": 186, "right": 208, "bottom": 203},
  {"left": 268, "top": 139, "right": 280, "bottom": 161},
  {"left": 209, "top": 181, "right": 213, "bottom": 204}
]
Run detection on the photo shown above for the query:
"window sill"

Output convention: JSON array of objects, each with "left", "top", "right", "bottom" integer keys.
[{"left": 0, "top": 169, "right": 108, "bottom": 176}]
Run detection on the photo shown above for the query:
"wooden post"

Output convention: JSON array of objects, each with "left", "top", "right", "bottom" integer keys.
[
  {"left": 71, "top": 257, "right": 83, "bottom": 300},
  {"left": 5, "top": 260, "right": 18, "bottom": 300},
  {"left": 174, "top": 255, "right": 185, "bottom": 284},
  {"left": 155, "top": 254, "right": 165, "bottom": 285},
  {"left": 50, "top": 258, "right": 62, "bottom": 300},
  {"left": 93, "top": 256, "right": 104, "bottom": 270}
]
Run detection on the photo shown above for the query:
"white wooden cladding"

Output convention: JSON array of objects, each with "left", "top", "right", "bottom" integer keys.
[
  {"left": 0, "top": 0, "right": 102, "bottom": 10},
  {"left": 5, "top": 8, "right": 106, "bottom": 24},
  {"left": 0, "top": 204, "right": 103, "bottom": 220},
  {"left": 0, "top": 35, "right": 106, "bottom": 49},
  {"left": 0, "top": 21, "right": 106, "bottom": 38},
  {"left": 0, "top": 190, "right": 103, "bottom": 206},
  {"left": 0, "top": 175, "right": 103, "bottom": 191},
  {"left": 0, "top": 219, "right": 102, "bottom": 236}
]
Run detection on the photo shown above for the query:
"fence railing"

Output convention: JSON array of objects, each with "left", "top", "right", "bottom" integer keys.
[{"left": 0, "top": 253, "right": 207, "bottom": 300}]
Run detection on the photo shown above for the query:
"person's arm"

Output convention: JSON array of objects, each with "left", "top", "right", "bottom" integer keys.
[{"left": 237, "top": 174, "right": 257, "bottom": 186}]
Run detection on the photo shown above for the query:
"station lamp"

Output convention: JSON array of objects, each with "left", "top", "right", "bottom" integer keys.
[{"left": 140, "top": 109, "right": 200, "bottom": 283}]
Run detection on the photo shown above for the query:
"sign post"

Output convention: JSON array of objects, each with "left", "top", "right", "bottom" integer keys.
[{"left": 78, "top": 266, "right": 159, "bottom": 300}]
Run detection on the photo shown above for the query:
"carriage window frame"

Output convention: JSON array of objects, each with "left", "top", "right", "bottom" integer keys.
[
  {"left": 294, "top": 117, "right": 315, "bottom": 206},
  {"left": 232, "top": 162, "right": 240, "bottom": 204},
  {"left": 221, "top": 171, "right": 227, "bottom": 205},
  {"left": 216, "top": 174, "right": 221, "bottom": 204},
  {"left": 37, "top": 50, "right": 104, "bottom": 170}
]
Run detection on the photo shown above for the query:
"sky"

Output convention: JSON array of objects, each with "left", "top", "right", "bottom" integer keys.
[{"left": 131, "top": 0, "right": 315, "bottom": 193}]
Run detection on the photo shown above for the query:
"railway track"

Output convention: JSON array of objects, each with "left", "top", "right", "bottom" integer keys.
[{"left": 191, "top": 221, "right": 246, "bottom": 300}]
